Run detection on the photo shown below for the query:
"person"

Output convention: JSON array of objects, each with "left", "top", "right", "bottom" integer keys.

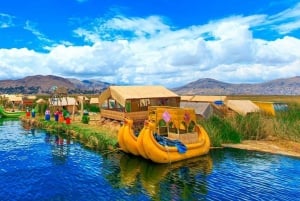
[
  {"left": 62, "top": 108, "right": 68, "bottom": 120},
  {"left": 58, "top": 110, "right": 64, "bottom": 123},
  {"left": 83, "top": 109, "right": 89, "bottom": 115},
  {"left": 45, "top": 108, "right": 51, "bottom": 121},
  {"left": 65, "top": 110, "right": 71, "bottom": 124},
  {"left": 81, "top": 109, "right": 90, "bottom": 124},
  {"left": 26, "top": 107, "right": 30, "bottom": 118},
  {"left": 31, "top": 108, "right": 36, "bottom": 118},
  {"left": 54, "top": 109, "right": 59, "bottom": 122}
]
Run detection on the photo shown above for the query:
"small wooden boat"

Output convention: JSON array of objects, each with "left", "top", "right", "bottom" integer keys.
[
  {"left": 118, "top": 106, "right": 211, "bottom": 163},
  {"left": 0, "top": 106, "right": 25, "bottom": 118}
]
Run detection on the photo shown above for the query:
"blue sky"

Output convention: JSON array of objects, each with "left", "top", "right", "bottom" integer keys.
[{"left": 0, "top": 0, "right": 299, "bottom": 87}]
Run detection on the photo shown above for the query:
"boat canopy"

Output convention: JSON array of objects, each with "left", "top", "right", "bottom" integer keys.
[{"left": 99, "top": 86, "right": 179, "bottom": 107}]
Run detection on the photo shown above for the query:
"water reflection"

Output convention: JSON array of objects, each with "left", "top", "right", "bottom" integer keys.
[
  {"left": 1, "top": 119, "right": 298, "bottom": 201},
  {"left": 105, "top": 153, "right": 213, "bottom": 201},
  {"left": 44, "top": 133, "right": 71, "bottom": 165},
  {"left": 22, "top": 122, "right": 36, "bottom": 135}
]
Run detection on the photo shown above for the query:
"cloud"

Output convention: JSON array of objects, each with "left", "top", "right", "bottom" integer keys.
[
  {"left": 259, "top": 2, "right": 300, "bottom": 34},
  {"left": 104, "top": 15, "right": 171, "bottom": 37},
  {"left": 0, "top": 13, "right": 15, "bottom": 28},
  {"left": 0, "top": 48, "right": 51, "bottom": 79},
  {"left": 24, "top": 20, "right": 54, "bottom": 46},
  {"left": 0, "top": 3, "right": 300, "bottom": 87}
]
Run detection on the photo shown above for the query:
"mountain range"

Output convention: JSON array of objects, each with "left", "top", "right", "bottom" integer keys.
[
  {"left": 0, "top": 75, "right": 299, "bottom": 95},
  {"left": 173, "top": 76, "right": 300, "bottom": 95},
  {"left": 0, "top": 75, "right": 110, "bottom": 94}
]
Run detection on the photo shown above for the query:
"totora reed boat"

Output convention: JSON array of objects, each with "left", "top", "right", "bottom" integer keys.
[
  {"left": 118, "top": 106, "right": 211, "bottom": 163},
  {"left": 0, "top": 106, "right": 26, "bottom": 118}
]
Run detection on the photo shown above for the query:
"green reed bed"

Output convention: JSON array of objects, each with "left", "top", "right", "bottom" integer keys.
[
  {"left": 29, "top": 118, "right": 118, "bottom": 151},
  {"left": 272, "top": 103, "right": 300, "bottom": 141},
  {"left": 200, "top": 103, "right": 300, "bottom": 147},
  {"left": 199, "top": 115, "right": 241, "bottom": 147},
  {"left": 231, "top": 113, "right": 267, "bottom": 140}
]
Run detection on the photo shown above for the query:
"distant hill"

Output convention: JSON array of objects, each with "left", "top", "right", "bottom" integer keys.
[
  {"left": 0, "top": 75, "right": 299, "bottom": 95},
  {"left": 0, "top": 75, "right": 111, "bottom": 94},
  {"left": 172, "top": 76, "right": 300, "bottom": 95}
]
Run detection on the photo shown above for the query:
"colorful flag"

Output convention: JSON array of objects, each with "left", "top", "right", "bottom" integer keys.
[
  {"left": 184, "top": 112, "right": 190, "bottom": 123},
  {"left": 162, "top": 110, "right": 171, "bottom": 123}
]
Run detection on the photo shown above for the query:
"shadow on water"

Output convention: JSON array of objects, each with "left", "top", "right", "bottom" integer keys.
[{"left": 102, "top": 152, "right": 214, "bottom": 201}]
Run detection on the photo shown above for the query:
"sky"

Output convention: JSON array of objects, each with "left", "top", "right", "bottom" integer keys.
[{"left": 0, "top": 0, "right": 300, "bottom": 88}]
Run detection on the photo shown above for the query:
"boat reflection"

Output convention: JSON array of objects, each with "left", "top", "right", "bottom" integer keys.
[{"left": 118, "top": 153, "right": 213, "bottom": 199}]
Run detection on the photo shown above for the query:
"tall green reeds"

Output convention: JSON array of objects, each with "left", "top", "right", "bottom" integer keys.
[
  {"left": 199, "top": 115, "right": 241, "bottom": 147},
  {"left": 201, "top": 103, "right": 300, "bottom": 147},
  {"left": 273, "top": 103, "right": 300, "bottom": 141},
  {"left": 231, "top": 113, "right": 266, "bottom": 140}
]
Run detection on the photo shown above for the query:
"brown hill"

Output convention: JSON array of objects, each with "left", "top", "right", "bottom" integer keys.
[
  {"left": 173, "top": 76, "right": 300, "bottom": 95},
  {"left": 0, "top": 75, "right": 110, "bottom": 94},
  {"left": 0, "top": 75, "right": 299, "bottom": 95}
]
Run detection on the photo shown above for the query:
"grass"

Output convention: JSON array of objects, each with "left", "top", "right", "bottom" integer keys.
[
  {"left": 272, "top": 103, "right": 300, "bottom": 141},
  {"left": 199, "top": 115, "right": 241, "bottom": 147},
  {"left": 200, "top": 101, "right": 300, "bottom": 147},
  {"left": 29, "top": 117, "right": 118, "bottom": 151}
]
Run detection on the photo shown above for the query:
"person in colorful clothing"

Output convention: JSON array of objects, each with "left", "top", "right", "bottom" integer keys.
[
  {"left": 26, "top": 107, "right": 30, "bottom": 118},
  {"left": 54, "top": 109, "right": 59, "bottom": 122},
  {"left": 45, "top": 108, "right": 51, "bottom": 121},
  {"left": 31, "top": 108, "right": 36, "bottom": 118}
]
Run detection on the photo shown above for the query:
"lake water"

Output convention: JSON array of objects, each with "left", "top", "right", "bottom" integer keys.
[{"left": 0, "top": 119, "right": 299, "bottom": 201}]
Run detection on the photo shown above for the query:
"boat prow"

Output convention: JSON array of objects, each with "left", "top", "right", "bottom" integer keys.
[{"left": 118, "top": 118, "right": 139, "bottom": 156}]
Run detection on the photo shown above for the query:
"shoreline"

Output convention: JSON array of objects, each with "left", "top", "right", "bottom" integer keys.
[
  {"left": 222, "top": 140, "right": 300, "bottom": 158},
  {"left": 20, "top": 116, "right": 300, "bottom": 159}
]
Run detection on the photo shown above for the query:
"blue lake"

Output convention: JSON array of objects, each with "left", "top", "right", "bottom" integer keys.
[{"left": 0, "top": 119, "right": 299, "bottom": 201}]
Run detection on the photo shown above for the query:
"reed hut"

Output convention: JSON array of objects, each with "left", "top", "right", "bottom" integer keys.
[{"left": 98, "top": 85, "right": 180, "bottom": 123}]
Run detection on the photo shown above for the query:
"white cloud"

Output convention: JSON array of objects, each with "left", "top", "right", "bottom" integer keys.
[
  {"left": 0, "top": 48, "right": 51, "bottom": 79},
  {"left": 0, "top": 13, "right": 15, "bottom": 28},
  {"left": 73, "top": 28, "right": 100, "bottom": 43},
  {"left": 1, "top": 4, "right": 300, "bottom": 87},
  {"left": 104, "top": 15, "right": 170, "bottom": 37},
  {"left": 24, "top": 20, "right": 54, "bottom": 45},
  {"left": 261, "top": 2, "right": 300, "bottom": 34}
]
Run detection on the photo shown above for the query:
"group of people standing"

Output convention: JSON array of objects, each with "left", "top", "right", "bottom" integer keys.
[
  {"left": 26, "top": 107, "right": 35, "bottom": 118},
  {"left": 26, "top": 107, "right": 71, "bottom": 124},
  {"left": 46, "top": 108, "right": 71, "bottom": 124}
]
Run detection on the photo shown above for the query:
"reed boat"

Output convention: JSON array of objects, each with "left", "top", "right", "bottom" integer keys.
[
  {"left": 118, "top": 106, "right": 211, "bottom": 163},
  {"left": 0, "top": 106, "right": 25, "bottom": 118},
  {"left": 141, "top": 120, "right": 210, "bottom": 163}
]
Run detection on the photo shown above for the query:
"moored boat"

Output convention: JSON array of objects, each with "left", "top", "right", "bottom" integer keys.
[
  {"left": 141, "top": 120, "right": 210, "bottom": 163},
  {"left": 0, "top": 106, "right": 26, "bottom": 118},
  {"left": 118, "top": 106, "right": 211, "bottom": 163}
]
